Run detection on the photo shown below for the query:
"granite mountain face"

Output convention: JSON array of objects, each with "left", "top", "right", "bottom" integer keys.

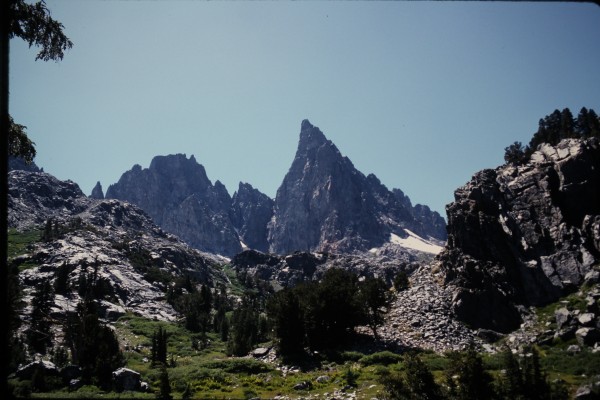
[
  {"left": 441, "top": 138, "right": 600, "bottom": 332},
  {"left": 267, "top": 120, "right": 446, "bottom": 254},
  {"left": 105, "top": 154, "right": 242, "bottom": 256},
  {"left": 8, "top": 170, "right": 225, "bottom": 323},
  {"left": 105, "top": 120, "right": 446, "bottom": 257}
]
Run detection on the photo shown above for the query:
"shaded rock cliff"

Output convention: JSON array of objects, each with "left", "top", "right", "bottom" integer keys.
[
  {"left": 90, "top": 181, "right": 104, "bottom": 199},
  {"left": 105, "top": 154, "right": 242, "bottom": 256},
  {"left": 268, "top": 120, "right": 446, "bottom": 254},
  {"left": 441, "top": 138, "right": 600, "bottom": 332},
  {"left": 230, "top": 182, "right": 274, "bottom": 253}
]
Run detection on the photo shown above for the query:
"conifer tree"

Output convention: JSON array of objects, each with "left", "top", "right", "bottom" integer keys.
[
  {"left": 27, "top": 279, "right": 54, "bottom": 354},
  {"left": 151, "top": 326, "right": 168, "bottom": 366},
  {"left": 157, "top": 366, "right": 173, "bottom": 400},
  {"left": 267, "top": 289, "right": 305, "bottom": 357}
]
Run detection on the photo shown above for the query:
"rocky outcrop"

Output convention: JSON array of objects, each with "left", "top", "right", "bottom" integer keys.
[
  {"left": 90, "top": 181, "right": 104, "bottom": 199},
  {"left": 9, "top": 170, "right": 88, "bottom": 229},
  {"left": 268, "top": 120, "right": 446, "bottom": 254},
  {"left": 105, "top": 154, "right": 241, "bottom": 256},
  {"left": 441, "top": 138, "right": 600, "bottom": 332},
  {"left": 230, "top": 182, "right": 274, "bottom": 253},
  {"left": 9, "top": 170, "right": 226, "bottom": 324},
  {"left": 9, "top": 156, "right": 42, "bottom": 172}
]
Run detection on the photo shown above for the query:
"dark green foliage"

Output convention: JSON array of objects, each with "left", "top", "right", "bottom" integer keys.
[
  {"left": 359, "top": 351, "right": 403, "bottom": 366},
  {"left": 220, "top": 315, "right": 230, "bottom": 342},
  {"left": 505, "top": 107, "right": 600, "bottom": 165},
  {"left": 8, "top": 260, "right": 26, "bottom": 372},
  {"left": 343, "top": 368, "right": 359, "bottom": 387},
  {"left": 267, "top": 269, "right": 389, "bottom": 357},
  {"left": 9, "top": 0, "right": 73, "bottom": 61},
  {"left": 7, "top": 115, "right": 36, "bottom": 163},
  {"left": 447, "top": 346, "right": 495, "bottom": 400},
  {"left": 378, "top": 354, "right": 443, "bottom": 400},
  {"left": 227, "top": 296, "right": 259, "bottom": 356},
  {"left": 64, "top": 299, "right": 124, "bottom": 389},
  {"left": 181, "top": 383, "right": 193, "bottom": 400},
  {"left": 503, "top": 141, "right": 528, "bottom": 166},
  {"left": 27, "top": 279, "right": 54, "bottom": 354},
  {"left": 170, "top": 283, "right": 212, "bottom": 333},
  {"left": 77, "top": 261, "right": 114, "bottom": 301},
  {"left": 201, "top": 359, "right": 272, "bottom": 374},
  {"left": 51, "top": 346, "right": 69, "bottom": 368},
  {"left": 266, "top": 289, "right": 305, "bottom": 356},
  {"left": 393, "top": 271, "right": 410, "bottom": 292},
  {"left": 495, "top": 345, "right": 565, "bottom": 400},
  {"left": 359, "top": 277, "right": 393, "bottom": 337},
  {"left": 53, "top": 262, "right": 72, "bottom": 295},
  {"left": 301, "top": 268, "right": 364, "bottom": 350},
  {"left": 498, "top": 347, "right": 523, "bottom": 399},
  {"left": 157, "top": 366, "right": 173, "bottom": 400},
  {"left": 42, "top": 218, "right": 58, "bottom": 241},
  {"left": 378, "top": 368, "right": 409, "bottom": 400},
  {"left": 403, "top": 354, "right": 444, "bottom": 400},
  {"left": 152, "top": 326, "right": 169, "bottom": 366}
]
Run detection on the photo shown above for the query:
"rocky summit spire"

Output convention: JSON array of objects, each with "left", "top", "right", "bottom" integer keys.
[
  {"left": 90, "top": 181, "right": 104, "bottom": 199},
  {"left": 268, "top": 120, "right": 446, "bottom": 255},
  {"left": 297, "top": 119, "right": 329, "bottom": 154}
]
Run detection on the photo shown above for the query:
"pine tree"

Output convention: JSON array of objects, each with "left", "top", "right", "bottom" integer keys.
[
  {"left": 267, "top": 289, "right": 305, "bottom": 357},
  {"left": 403, "top": 354, "right": 443, "bottom": 400},
  {"left": 151, "top": 326, "right": 168, "bottom": 366},
  {"left": 27, "top": 279, "right": 54, "bottom": 354},
  {"left": 499, "top": 346, "right": 523, "bottom": 399},
  {"left": 504, "top": 141, "right": 528, "bottom": 165},
  {"left": 157, "top": 366, "right": 173, "bottom": 400},
  {"left": 450, "top": 346, "right": 495, "bottom": 400},
  {"left": 359, "top": 277, "right": 392, "bottom": 338}
]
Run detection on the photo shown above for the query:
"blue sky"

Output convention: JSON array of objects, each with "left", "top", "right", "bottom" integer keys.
[{"left": 10, "top": 1, "right": 600, "bottom": 216}]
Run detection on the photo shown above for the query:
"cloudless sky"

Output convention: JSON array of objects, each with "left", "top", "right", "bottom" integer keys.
[{"left": 9, "top": 1, "right": 600, "bottom": 216}]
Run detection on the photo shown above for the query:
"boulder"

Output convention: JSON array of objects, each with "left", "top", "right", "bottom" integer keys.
[
  {"left": 112, "top": 367, "right": 141, "bottom": 391},
  {"left": 574, "top": 384, "right": 596, "bottom": 400},
  {"left": 293, "top": 381, "right": 312, "bottom": 391},
  {"left": 578, "top": 313, "right": 596, "bottom": 327},
  {"left": 576, "top": 327, "right": 600, "bottom": 347},
  {"left": 69, "top": 379, "right": 83, "bottom": 391},
  {"left": 61, "top": 365, "right": 82, "bottom": 382},
  {"left": 16, "top": 360, "right": 60, "bottom": 380},
  {"left": 555, "top": 307, "right": 571, "bottom": 329},
  {"left": 251, "top": 347, "right": 271, "bottom": 358}
]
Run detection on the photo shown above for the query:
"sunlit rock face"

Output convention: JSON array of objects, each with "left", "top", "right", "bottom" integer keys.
[
  {"left": 9, "top": 170, "right": 226, "bottom": 323},
  {"left": 441, "top": 138, "right": 600, "bottom": 332},
  {"left": 268, "top": 119, "right": 446, "bottom": 255}
]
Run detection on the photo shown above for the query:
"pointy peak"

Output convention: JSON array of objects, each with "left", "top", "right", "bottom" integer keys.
[{"left": 299, "top": 119, "right": 328, "bottom": 151}]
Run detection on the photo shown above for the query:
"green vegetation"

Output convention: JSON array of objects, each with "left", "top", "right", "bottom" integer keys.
[
  {"left": 8, "top": 228, "right": 41, "bottom": 259},
  {"left": 267, "top": 268, "right": 393, "bottom": 357}
]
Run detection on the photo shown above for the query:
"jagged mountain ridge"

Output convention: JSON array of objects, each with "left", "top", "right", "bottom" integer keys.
[
  {"left": 268, "top": 120, "right": 446, "bottom": 254},
  {"left": 105, "top": 120, "right": 446, "bottom": 257},
  {"left": 440, "top": 138, "right": 600, "bottom": 332}
]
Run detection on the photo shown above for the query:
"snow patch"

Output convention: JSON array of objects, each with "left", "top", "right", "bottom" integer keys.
[{"left": 389, "top": 230, "right": 443, "bottom": 254}]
